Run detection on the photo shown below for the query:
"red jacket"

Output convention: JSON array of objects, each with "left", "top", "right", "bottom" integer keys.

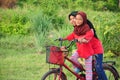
[{"left": 65, "top": 29, "right": 104, "bottom": 58}]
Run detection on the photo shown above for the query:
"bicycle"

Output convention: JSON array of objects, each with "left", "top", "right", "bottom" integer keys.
[{"left": 41, "top": 39, "right": 120, "bottom": 80}]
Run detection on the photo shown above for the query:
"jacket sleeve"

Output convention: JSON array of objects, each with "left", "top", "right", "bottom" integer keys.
[
  {"left": 84, "top": 29, "right": 94, "bottom": 41},
  {"left": 65, "top": 32, "right": 75, "bottom": 41}
]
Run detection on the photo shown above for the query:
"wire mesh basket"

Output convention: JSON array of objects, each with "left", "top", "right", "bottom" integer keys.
[{"left": 46, "top": 46, "right": 64, "bottom": 65}]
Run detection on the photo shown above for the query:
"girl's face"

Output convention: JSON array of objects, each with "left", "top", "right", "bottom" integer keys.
[
  {"left": 75, "top": 14, "right": 83, "bottom": 26},
  {"left": 69, "top": 16, "right": 76, "bottom": 26}
]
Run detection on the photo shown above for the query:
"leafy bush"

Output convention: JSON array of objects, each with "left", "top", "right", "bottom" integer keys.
[
  {"left": 105, "top": 0, "right": 119, "bottom": 11},
  {"left": 93, "top": 1, "right": 106, "bottom": 11},
  {"left": 93, "top": 12, "right": 120, "bottom": 56},
  {"left": 0, "top": 8, "right": 30, "bottom": 36},
  {"left": 31, "top": 11, "right": 53, "bottom": 52},
  {"left": 92, "top": 0, "right": 120, "bottom": 11}
]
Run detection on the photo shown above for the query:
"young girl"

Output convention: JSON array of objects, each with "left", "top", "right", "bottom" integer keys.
[
  {"left": 67, "top": 11, "right": 94, "bottom": 73},
  {"left": 74, "top": 11, "right": 94, "bottom": 80},
  {"left": 68, "top": 11, "right": 82, "bottom": 73},
  {"left": 61, "top": 11, "right": 94, "bottom": 80}
]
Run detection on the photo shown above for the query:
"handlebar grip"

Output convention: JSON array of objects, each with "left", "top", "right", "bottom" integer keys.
[
  {"left": 54, "top": 38, "right": 63, "bottom": 41},
  {"left": 58, "top": 38, "right": 63, "bottom": 41}
]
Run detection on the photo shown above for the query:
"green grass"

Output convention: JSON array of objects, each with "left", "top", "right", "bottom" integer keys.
[{"left": 0, "top": 50, "right": 44, "bottom": 80}]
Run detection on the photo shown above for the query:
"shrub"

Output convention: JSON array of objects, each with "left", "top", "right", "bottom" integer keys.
[
  {"left": 31, "top": 11, "right": 53, "bottom": 52},
  {"left": 0, "top": 8, "right": 30, "bottom": 35},
  {"left": 92, "top": 0, "right": 120, "bottom": 11},
  {"left": 93, "top": 12, "right": 120, "bottom": 56}
]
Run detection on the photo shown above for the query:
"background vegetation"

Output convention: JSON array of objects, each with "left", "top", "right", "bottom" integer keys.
[{"left": 0, "top": 0, "right": 120, "bottom": 80}]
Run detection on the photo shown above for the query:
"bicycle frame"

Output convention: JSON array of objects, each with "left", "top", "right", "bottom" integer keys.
[{"left": 61, "top": 56, "right": 86, "bottom": 79}]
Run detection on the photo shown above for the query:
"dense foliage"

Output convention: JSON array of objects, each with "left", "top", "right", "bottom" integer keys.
[{"left": 0, "top": 0, "right": 120, "bottom": 56}]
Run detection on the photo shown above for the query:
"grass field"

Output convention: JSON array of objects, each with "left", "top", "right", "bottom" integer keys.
[
  {"left": 0, "top": 48, "right": 49, "bottom": 80},
  {"left": 0, "top": 36, "right": 120, "bottom": 80}
]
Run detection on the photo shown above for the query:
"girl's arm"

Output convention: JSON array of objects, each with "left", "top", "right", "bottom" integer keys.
[
  {"left": 63, "top": 32, "right": 75, "bottom": 41},
  {"left": 78, "top": 29, "right": 94, "bottom": 43},
  {"left": 84, "top": 29, "right": 94, "bottom": 41}
]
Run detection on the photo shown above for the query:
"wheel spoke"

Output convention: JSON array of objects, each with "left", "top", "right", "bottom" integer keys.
[
  {"left": 54, "top": 73, "right": 57, "bottom": 80},
  {"left": 105, "top": 70, "right": 114, "bottom": 80}
]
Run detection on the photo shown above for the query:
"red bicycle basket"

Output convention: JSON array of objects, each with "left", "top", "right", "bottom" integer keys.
[{"left": 46, "top": 46, "right": 64, "bottom": 65}]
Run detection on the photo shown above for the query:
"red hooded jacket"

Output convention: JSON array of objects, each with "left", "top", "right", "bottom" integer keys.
[{"left": 65, "top": 30, "right": 104, "bottom": 58}]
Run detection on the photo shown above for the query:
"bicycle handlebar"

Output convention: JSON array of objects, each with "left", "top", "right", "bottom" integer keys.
[
  {"left": 54, "top": 38, "right": 78, "bottom": 49},
  {"left": 66, "top": 39, "right": 78, "bottom": 48}
]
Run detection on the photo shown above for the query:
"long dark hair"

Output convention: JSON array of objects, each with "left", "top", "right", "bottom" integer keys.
[
  {"left": 87, "top": 20, "right": 98, "bottom": 39},
  {"left": 68, "top": 11, "right": 98, "bottom": 39}
]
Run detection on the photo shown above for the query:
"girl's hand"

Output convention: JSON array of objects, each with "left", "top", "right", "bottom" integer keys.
[
  {"left": 78, "top": 38, "right": 88, "bottom": 43},
  {"left": 81, "top": 38, "right": 88, "bottom": 43},
  {"left": 60, "top": 46, "right": 67, "bottom": 51}
]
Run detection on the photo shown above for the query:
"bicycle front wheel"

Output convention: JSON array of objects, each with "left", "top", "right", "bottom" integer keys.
[
  {"left": 103, "top": 64, "right": 119, "bottom": 80},
  {"left": 41, "top": 68, "right": 67, "bottom": 80}
]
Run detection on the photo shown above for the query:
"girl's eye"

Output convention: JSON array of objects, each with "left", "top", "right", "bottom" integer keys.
[{"left": 76, "top": 18, "right": 82, "bottom": 21}]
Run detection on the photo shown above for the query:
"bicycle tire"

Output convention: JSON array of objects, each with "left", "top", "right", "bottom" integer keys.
[
  {"left": 41, "top": 68, "right": 67, "bottom": 80},
  {"left": 103, "top": 63, "right": 119, "bottom": 80}
]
